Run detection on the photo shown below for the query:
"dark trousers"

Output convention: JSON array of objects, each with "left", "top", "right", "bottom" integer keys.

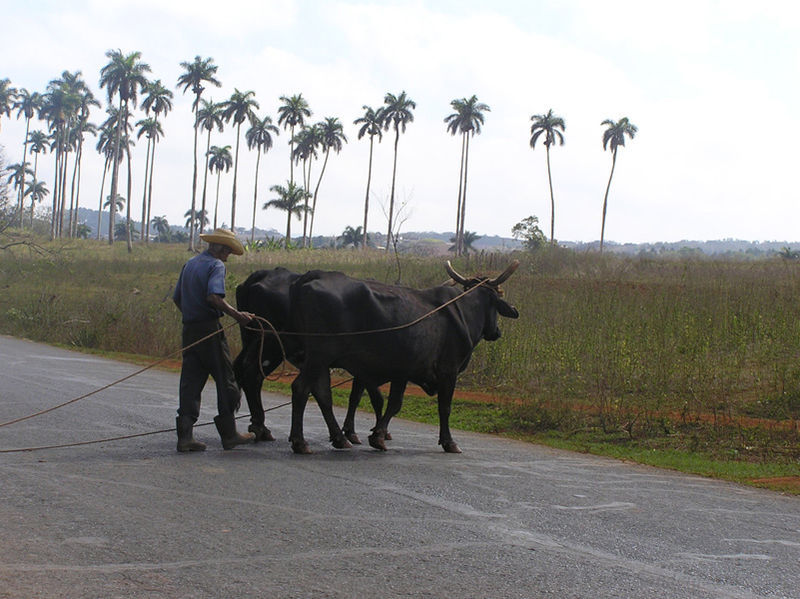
[{"left": 178, "top": 319, "right": 241, "bottom": 423}]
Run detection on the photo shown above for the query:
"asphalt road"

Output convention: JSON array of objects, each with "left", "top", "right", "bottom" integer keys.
[{"left": 0, "top": 335, "right": 799, "bottom": 599}]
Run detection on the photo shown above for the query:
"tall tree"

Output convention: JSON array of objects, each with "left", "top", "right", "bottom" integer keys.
[
  {"left": 599, "top": 117, "right": 638, "bottom": 252},
  {"left": 354, "top": 105, "right": 383, "bottom": 250},
  {"left": 221, "top": 88, "right": 258, "bottom": 232},
  {"left": 12, "top": 89, "right": 42, "bottom": 226},
  {"left": 263, "top": 181, "right": 310, "bottom": 248},
  {"left": 99, "top": 49, "right": 150, "bottom": 249},
  {"left": 135, "top": 116, "right": 163, "bottom": 240},
  {"left": 444, "top": 95, "right": 489, "bottom": 256},
  {"left": 277, "top": 94, "right": 311, "bottom": 185},
  {"left": 245, "top": 113, "right": 279, "bottom": 243},
  {"left": 177, "top": 55, "right": 221, "bottom": 249},
  {"left": 207, "top": 144, "right": 232, "bottom": 230},
  {"left": 529, "top": 108, "right": 565, "bottom": 245},
  {"left": 66, "top": 79, "right": 99, "bottom": 239},
  {"left": 291, "top": 124, "right": 321, "bottom": 246},
  {"left": 140, "top": 79, "right": 173, "bottom": 242},
  {"left": 23, "top": 179, "right": 48, "bottom": 229},
  {"left": 26, "top": 129, "right": 48, "bottom": 229},
  {"left": 308, "top": 116, "right": 347, "bottom": 244},
  {"left": 381, "top": 91, "right": 415, "bottom": 250},
  {"left": 196, "top": 99, "right": 224, "bottom": 235},
  {"left": 0, "top": 79, "right": 16, "bottom": 133}
]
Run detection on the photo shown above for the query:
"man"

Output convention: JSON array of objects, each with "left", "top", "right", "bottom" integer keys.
[{"left": 172, "top": 228, "right": 256, "bottom": 452}]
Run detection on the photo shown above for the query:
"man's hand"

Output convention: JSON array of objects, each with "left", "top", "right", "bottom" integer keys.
[{"left": 234, "top": 310, "right": 255, "bottom": 325}]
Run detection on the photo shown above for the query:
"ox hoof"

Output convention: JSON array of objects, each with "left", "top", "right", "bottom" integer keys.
[
  {"left": 384, "top": 431, "right": 393, "bottom": 441},
  {"left": 248, "top": 424, "right": 276, "bottom": 442},
  {"left": 331, "top": 436, "right": 352, "bottom": 450},
  {"left": 441, "top": 440, "right": 462, "bottom": 454},
  {"left": 344, "top": 431, "right": 362, "bottom": 445},
  {"left": 368, "top": 431, "right": 388, "bottom": 452},
  {"left": 290, "top": 440, "right": 312, "bottom": 455}
]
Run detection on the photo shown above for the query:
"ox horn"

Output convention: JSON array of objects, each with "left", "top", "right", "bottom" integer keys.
[
  {"left": 488, "top": 260, "right": 520, "bottom": 287},
  {"left": 445, "top": 261, "right": 469, "bottom": 285}
]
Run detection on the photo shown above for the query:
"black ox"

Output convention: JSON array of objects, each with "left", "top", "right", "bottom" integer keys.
[
  {"left": 287, "top": 260, "right": 520, "bottom": 454},
  {"left": 232, "top": 267, "right": 388, "bottom": 445}
]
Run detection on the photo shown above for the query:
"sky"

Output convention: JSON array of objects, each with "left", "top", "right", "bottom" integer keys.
[{"left": 2, "top": 0, "right": 799, "bottom": 243}]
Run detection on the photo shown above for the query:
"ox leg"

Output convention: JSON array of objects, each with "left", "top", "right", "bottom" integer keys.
[
  {"left": 233, "top": 343, "right": 276, "bottom": 442},
  {"left": 342, "top": 377, "right": 366, "bottom": 444},
  {"left": 289, "top": 373, "right": 313, "bottom": 454},
  {"left": 437, "top": 378, "right": 461, "bottom": 453},
  {"left": 309, "top": 370, "right": 352, "bottom": 450},
  {"left": 368, "top": 380, "right": 406, "bottom": 451}
]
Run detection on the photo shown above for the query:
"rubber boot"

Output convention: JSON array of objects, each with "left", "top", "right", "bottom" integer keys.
[
  {"left": 214, "top": 414, "right": 255, "bottom": 450},
  {"left": 176, "top": 417, "right": 206, "bottom": 453}
]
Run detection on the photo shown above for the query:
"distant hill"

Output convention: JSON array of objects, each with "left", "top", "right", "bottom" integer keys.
[{"left": 74, "top": 208, "right": 798, "bottom": 256}]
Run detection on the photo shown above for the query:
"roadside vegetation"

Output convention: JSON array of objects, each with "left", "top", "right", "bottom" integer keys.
[{"left": 0, "top": 238, "right": 798, "bottom": 492}]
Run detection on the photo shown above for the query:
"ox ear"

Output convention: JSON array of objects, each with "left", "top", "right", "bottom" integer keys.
[{"left": 496, "top": 298, "right": 519, "bottom": 319}]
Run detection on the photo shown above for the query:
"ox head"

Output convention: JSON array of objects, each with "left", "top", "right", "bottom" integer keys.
[{"left": 445, "top": 260, "right": 520, "bottom": 341}]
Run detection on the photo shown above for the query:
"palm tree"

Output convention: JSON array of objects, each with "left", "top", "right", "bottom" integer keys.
[
  {"left": 263, "top": 181, "right": 310, "bottom": 248},
  {"left": 291, "top": 124, "right": 321, "bottom": 246},
  {"left": 99, "top": 49, "right": 150, "bottom": 248},
  {"left": 444, "top": 95, "right": 489, "bottom": 256},
  {"left": 7, "top": 163, "right": 33, "bottom": 215},
  {"left": 353, "top": 105, "right": 384, "bottom": 250},
  {"left": 448, "top": 230, "right": 481, "bottom": 254},
  {"left": 277, "top": 94, "right": 311, "bottom": 184},
  {"left": 308, "top": 116, "right": 347, "bottom": 244},
  {"left": 68, "top": 83, "right": 99, "bottom": 239},
  {"left": 140, "top": 79, "right": 173, "bottom": 242},
  {"left": 207, "top": 144, "right": 232, "bottom": 230},
  {"left": 150, "top": 215, "right": 170, "bottom": 242},
  {"left": 0, "top": 79, "right": 17, "bottom": 132},
  {"left": 177, "top": 55, "right": 221, "bottom": 250},
  {"left": 530, "top": 109, "right": 565, "bottom": 245},
  {"left": 24, "top": 179, "right": 48, "bottom": 228},
  {"left": 26, "top": 129, "right": 48, "bottom": 229},
  {"left": 135, "top": 116, "right": 163, "bottom": 240},
  {"left": 196, "top": 99, "right": 224, "bottom": 235},
  {"left": 337, "top": 225, "right": 365, "bottom": 248},
  {"left": 103, "top": 193, "right": 125, "bottom": 214},
  {"left": 245, "top": 113, "right": 279, "bottom": 243},
  {"left": 220, "top": 88, "right": 258, "bottom": 232},
  {"left": 600, "top": 117, "right": 638, "bottom": 252},
  {"left": 12, "top": 89, "right": 42, "bottom": 226},
  {"left": 184, "top": 208, "right": 208, "bottom": 233},
  {"left": 382, "top": 91, "right": 416, "bottom": 250}
]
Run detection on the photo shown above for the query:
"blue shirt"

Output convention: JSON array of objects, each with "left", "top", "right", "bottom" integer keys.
[{"left": 173, "top": 251, "right": 227, "bottom": 323}]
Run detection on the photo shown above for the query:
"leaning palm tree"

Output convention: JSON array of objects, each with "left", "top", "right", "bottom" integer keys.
[
  {"left": 245, "top": 113, "right": 279, "bottom": 243},
  {"left": 12, "top": 89, "right": 42, "bottom": 226},
  {"left": 354, "top": 104, "right": 384, "bottom": 249},
  {"left": 530, "top": 109, "right": 565, "bottom": 245},
  {"left": 277, "top": 94, "right": 312, "bottom": 185},
  {"left": 220, "top": 88, "right": 258, "bottom": 232},
  {"left": 140, "top": 79, "right": 173, "bottom": 242},
  {"left": 308, "top": 116, "right": 347, "bottom": 244},
  {"left": 196, "top": 99, "right": 224, "bottom": 235},
  {"left": 99, "top": 49, "right": 150, "bottom": 248},
  {"left": 263, "top": 181, "right": 310, "bottom": 249},
  {"left": 599, "top": 116, "right": 638, "bottom": 252},
  {"left": 0, "top": 78, "right": 17, "bottom": 132},
  {"left": 382, "top": 91, "right": 416, "bottom": 250},
  {"left": 177, "top": 55, "right": 221, "bottom": 250},
  {"left": 207, "top": 144, "right": 232, "bottom": 230},
  {"left": 444, "top": 95, "right": 489, "bottom": 256}
]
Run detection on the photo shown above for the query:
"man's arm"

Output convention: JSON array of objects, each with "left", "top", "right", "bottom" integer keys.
[{"left": 206, "top": 294, "right": 254, "bottom": 325}]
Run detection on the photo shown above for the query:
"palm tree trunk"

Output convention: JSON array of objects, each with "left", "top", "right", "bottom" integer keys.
[
  {"left": 126, "top": 146, "right": 133, "bottom": 253},
  {"left": 386, "top": 126, "right": 400, "bottom": 251},
  {"left": 600, "top": 149, "right": 617, "bottom": 253},
  {"left": 200, "top": 129, "right": 212, "bottom": 235},
  {"left": 362, "top": 134, "right": 374, "bottom": 250},
  {"left": 455, "top": 133, "right": 466, "bottom": 256},
  {"left": 17, "top": 118, "right": 30, "bottom": 228},
  {"left": 546, "top": 145, "right": 555, "bottom": 244},
  {"left": 97, "top": 156, "right": 108, "bottom": 239},
  {"left": 214, "top": 172, "right": 221, "bottom": 230},
  {"left": 72, "top": 138, "right": 85, "bottom": 238},
  {"left": 302, "top": 158, "right": 312, "bottom": 247},
  {"left": 459, "top": 134, "right": 470, "bottom": 257},
  {"left": 309, "top": 149, "right": 330, "bottom": 244},
  {"left": 108, "top": 99, "right": 125, "bottom": 244},
  {"left": 289, "top": 124, "right": 295, "bottom": 185},
  {"left": 285, "top": 210, "right": 291, "bottom": 249},
  {"left": 146, "top": 138, "right": 157, "bottom": 243},
  {"left": 189, "top": 99, "right": 201, "bottom": 250},
  {"left": 230, "top": 123, "right": 241, "bottom": 232},
  {"left": 251, "top": 148, "right": 262, "bottom": 244},
  {"left": 140, "top": 136, "right": 151, "bottom": 241}
]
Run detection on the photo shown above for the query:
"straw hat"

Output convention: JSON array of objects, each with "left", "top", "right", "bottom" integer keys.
[{"left": 199, "top": 228, "right": 245, "bottom": 255}]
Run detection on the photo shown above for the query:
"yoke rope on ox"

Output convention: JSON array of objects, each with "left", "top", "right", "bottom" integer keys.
[{"left": 0, "top": 278, "right": 493, "bottom": 450}]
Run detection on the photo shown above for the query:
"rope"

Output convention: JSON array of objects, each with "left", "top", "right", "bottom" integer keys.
[
  {"left": 0, "top": 404, "right": 291, "bottom": 454},
  {"left": 0, "top": 321, "right": 240, "bottom": 429}
]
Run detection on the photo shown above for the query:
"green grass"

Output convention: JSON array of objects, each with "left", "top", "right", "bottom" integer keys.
[{"left": 2, "top": 236, "right": 799, "bottom": 493}]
